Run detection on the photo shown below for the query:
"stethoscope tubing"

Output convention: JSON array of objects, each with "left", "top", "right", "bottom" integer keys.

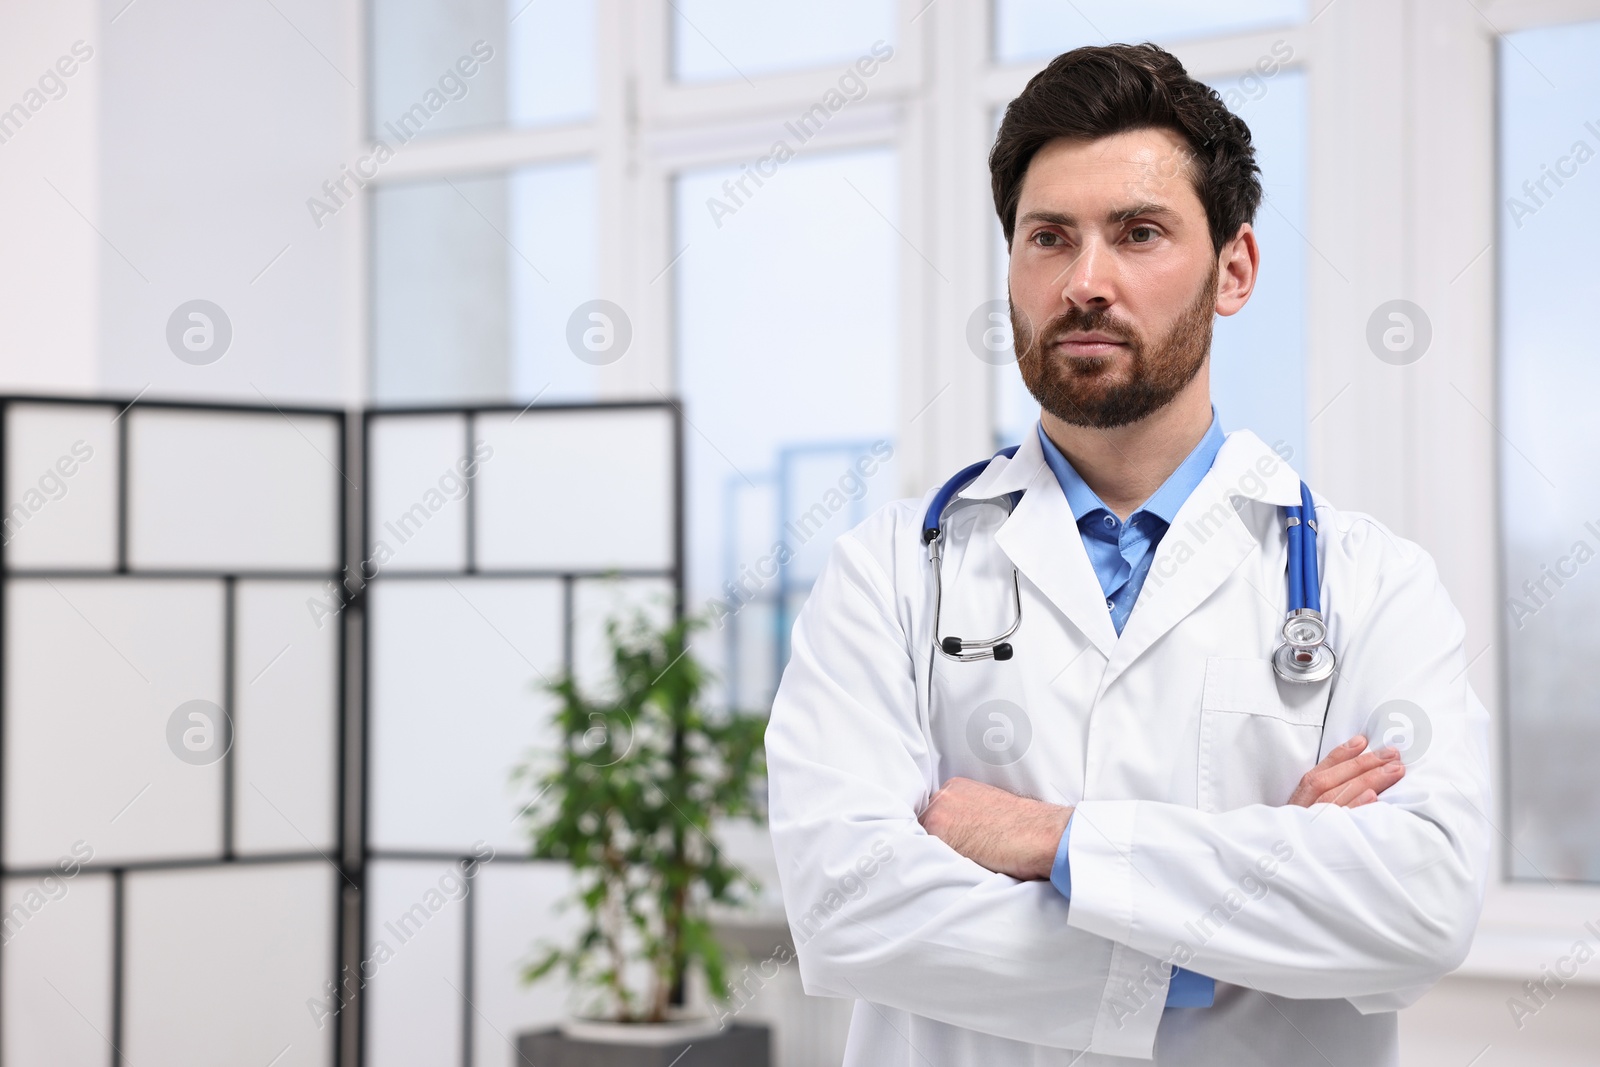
[{"left": 924, "top": 446, "right": 1332, "bottom": 680}]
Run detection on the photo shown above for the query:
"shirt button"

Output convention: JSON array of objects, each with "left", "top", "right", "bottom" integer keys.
[
  {"left": 1106, "top": 598, "right": 1115, "bottom": 611},
  {"left": 1102, "top": 515, "right": 1116, "bottom": 527}
]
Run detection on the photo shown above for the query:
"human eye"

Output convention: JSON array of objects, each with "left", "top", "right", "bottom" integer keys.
[
  {"left": 1031, "top": 229, "right": 1062, "bottom": 247},
  {"left": 1128, "top": 225, "right": 1159, "bottom": 244}
]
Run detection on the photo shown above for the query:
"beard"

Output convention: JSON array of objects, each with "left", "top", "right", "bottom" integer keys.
[{"left": 1011, "top": 263, "right": 1217, "bottom": 430}]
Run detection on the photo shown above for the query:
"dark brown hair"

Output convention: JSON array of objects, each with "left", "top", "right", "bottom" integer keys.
[{"left": 990, "top": 43, "right": 1261, "bottom": 257}]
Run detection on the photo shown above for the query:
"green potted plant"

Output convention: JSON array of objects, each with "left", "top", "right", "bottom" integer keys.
[{"left": 513, "top": 605, "right": 772, "bottom": 1066}]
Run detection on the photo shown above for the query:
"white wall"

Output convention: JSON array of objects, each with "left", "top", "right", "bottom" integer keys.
[
  {"left": 0, "top": 0, "right": 365, "bottom": 405},
  {"left": 0, "top": 0, "right": 100, "bottom": 392}
]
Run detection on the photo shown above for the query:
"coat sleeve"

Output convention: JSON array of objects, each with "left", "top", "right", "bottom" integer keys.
[
  {"left": 765, "top": 506, "right": 1169, "bottom": 1058},
  {"left": 1062, "top": 514, "right": 1493, "bottom": 1006}
]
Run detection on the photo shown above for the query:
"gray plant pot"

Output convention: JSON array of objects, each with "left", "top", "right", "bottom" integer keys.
[{"left": 516, "top": 1022, "right": 771, "bottom": 1066}]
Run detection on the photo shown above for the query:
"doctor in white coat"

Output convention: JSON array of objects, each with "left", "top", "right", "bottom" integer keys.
[{"left": 765, "top": 42, "right": 1492, "bottom": 1065}]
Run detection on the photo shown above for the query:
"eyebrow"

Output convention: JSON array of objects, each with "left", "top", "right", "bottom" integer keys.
[{"left": 1017, "top": 202, "right": 1183, "bottom": 229}]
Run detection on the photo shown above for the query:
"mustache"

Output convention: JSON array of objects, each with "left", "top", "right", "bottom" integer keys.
[
  {"left": 1014, "top": 307, "right": 1139, "bottom": 363},
  {"left": 1044, "top": 309, "right": 1135, "bottom": 345}
]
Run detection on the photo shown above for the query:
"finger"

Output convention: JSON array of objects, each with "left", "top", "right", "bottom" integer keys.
[
  {"left": 1309, "top": 735, "right": 1368, "bottom": 773},
  {"left": 1346, "top": 788, "right": 1379, "bottom": 808},
  {"left": 1306, "top": 746, "right": 1401, "bottom": 797},
  {"left": 1288, "top": 738, "right": 1371, "bottom": 804},
  {"left": 1320, "top": 760, "right": 1405, "bottom": 806},
  {"left": 1321, "top": 762, "right": 1404, "bottom": 806},
  {"left": 1290, "top": 750, "right": 1390, "bottom": 805}
]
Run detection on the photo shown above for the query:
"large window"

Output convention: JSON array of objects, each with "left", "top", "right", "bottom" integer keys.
[
  {"left": 1496, "top": 19, "right": 1600, "bottom": 883},
  {"left": 372, "top": 163, "right": 599, "bottom": 404},
  {"left": 675, "top": 147, "right": 901, "bottom": 709},
  {"left": 670, "top": 0, "right": 896, "bottom": 83},
  {"left": 369, "top": 0, "right": 596, "bottom": 136}
]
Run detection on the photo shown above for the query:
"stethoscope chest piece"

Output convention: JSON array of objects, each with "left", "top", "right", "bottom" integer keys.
[{"left": 1272, "top": 622, "right": 1337, "bottom": 683}]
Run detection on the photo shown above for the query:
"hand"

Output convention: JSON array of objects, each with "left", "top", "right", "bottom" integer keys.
[
  {"left": 1286, "top": 735, "right": 1406, "bottom": 808},
  {"left": 918, "top": 776, "right": 1072, "bottom": 881}
]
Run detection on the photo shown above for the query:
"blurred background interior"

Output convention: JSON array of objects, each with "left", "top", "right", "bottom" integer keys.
[{"left": 1, "top": 0, "right": 1598, "bottom": 1064}]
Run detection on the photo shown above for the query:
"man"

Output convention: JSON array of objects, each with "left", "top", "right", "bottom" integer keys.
[{"left": 765, "top": 43, "right": 1491, "bottom": 1065}]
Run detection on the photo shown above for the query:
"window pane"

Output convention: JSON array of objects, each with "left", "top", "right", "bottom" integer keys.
[
  {"left": 370, "top": 0, "right": 595, "bottom": 138},
  {"left": 371, "top": 161, "right": 598, "bottom": 404},
  {"left": 990, "top": 67, "right": 1307, "bottom": 468},
  {"left": 1497, "top": 20, "right": 1600, "bottom": 883},
  {"left": 675, "top": 147, "right": 900, "bottom": 709},
  {"left": 994, "top": 0, "right": 1305, "bottom": 65},
  {"left": 671, "top": 0, "right": 896, "bottom": 84},
  {"left": 1207, "top": 67, "right": 1307, "bottom": 465}
]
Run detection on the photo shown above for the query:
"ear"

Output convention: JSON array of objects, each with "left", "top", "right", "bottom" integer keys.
[{"left": 1215, "top": 223, "right": 1259, "bottom": 317}]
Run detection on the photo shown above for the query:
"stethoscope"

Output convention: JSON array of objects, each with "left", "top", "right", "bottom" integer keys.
[{"left": 922, "top": 447, "right": 1337, "bottom": 684}]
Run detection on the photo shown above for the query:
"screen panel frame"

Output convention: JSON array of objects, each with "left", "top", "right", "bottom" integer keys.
[
  {"left": 0, "top": 393, "right": 351, "bottom": 1067},
  {"left": 359, "top": 398, "right": 683, "bottom": 1067}
]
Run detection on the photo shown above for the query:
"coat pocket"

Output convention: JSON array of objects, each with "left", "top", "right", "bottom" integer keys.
[{"left": 1197, "top": 657, "right": 1329, "bottom": 812}]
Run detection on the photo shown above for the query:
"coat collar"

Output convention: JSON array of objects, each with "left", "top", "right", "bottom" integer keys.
[
  {"left": 957, "top": 420, "right": 1303, "bottom": 508},
  {"left": 957, "top": 423, "right": 1305, "bottom": 680}
]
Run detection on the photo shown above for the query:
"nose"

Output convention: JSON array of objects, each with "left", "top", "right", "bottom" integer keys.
[{"left": 1054, "top": 237, "right": 1115, "bottom": 310}]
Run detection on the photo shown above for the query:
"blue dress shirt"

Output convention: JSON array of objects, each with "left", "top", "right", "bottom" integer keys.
[{"left": 1040, "top": 408, "right": 1225, "bottom": 1009}]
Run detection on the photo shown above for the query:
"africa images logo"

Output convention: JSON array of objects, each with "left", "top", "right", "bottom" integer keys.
[
  {"left": 305, "top": 41, "right": 496, "bottom": 229},
  {"left": 703, "top": 40, "right": 894, "bottom": 228}
]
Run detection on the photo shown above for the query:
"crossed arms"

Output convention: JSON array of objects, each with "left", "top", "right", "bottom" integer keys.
[{"left": 919, "top": 736, "right": 1410, "bottom": 880}]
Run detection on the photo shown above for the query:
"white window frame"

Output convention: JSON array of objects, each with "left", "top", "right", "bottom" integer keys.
[
  {"left": 363, "top": 0, "right": 1600, "bottom": 985},
  {"left": 1410, "top": 0, "right": 1600, "bottom": 979}
]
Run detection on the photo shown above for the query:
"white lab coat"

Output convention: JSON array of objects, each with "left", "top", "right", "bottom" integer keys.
[{"left": 765, "top": 425, "right": 1493, "bottom": 1065}]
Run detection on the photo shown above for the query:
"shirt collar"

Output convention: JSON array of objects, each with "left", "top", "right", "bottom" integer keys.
[{"left": 1035, "top": 405, "right": 1227, "bottom": 526}]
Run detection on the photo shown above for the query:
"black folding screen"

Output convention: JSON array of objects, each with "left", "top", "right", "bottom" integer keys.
[
  {"left": 0, "top": 396, "right": 682, "bottom": 1067},
  {"left": 359, "top": 402, "right": 680, "bottom": 1067}
]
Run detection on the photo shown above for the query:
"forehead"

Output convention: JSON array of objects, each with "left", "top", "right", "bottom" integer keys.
[{"left": 1016, "top": 128, "right": 1203, "bottom": 216}]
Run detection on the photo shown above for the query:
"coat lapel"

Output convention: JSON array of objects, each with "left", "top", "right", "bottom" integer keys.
[
  {"left": 965, "top": 428, "right": 1120, "bottom": 660},
  {"left": 1101, "top": 429, "right": 1305, "bottom": 688}
]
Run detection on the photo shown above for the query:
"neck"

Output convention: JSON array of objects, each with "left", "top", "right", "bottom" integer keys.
[{"left": 1038, "top": 382, "right": 1213, "bottom": 522}]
